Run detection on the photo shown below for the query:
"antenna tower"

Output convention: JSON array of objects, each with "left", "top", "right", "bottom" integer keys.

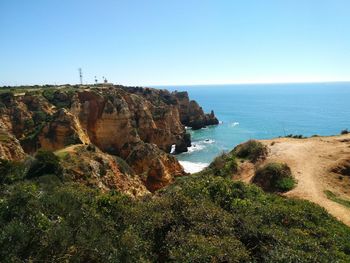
[{"left": 79, "top": 68, "right": 83, "bottom": 84}]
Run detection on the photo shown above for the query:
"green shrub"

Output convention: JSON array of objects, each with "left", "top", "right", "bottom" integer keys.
[
  {"left": 33, "top": 111, "right": 48, "bottom": 123},
  {"left": 63, "top": 134, "right": 82, "bottom": 146},
  {"left": 0, "top": 174, "right": 349, "bottom": 262},
  {"left": 285, "top": 134, "right": 305, "bottom": 139},
  {"left": 20, "top": 122, "right": 46, "bottom": 145},
  {"left": 208, "top": 153, "right": 238, "bottom": 178},
  {"left": 0, "top": 92, "right": 14, "bottom": 106},
  {"left": 42, "top": 89, "right": 55, "bottom": 101},
  {"left": 156, "top": 176, "right": 350, "bottom": 262},
  {"left": 233, "top": 140, "right": 268, "bottom": 162},
  {"left": 24, "top": 119, "right": 34, "bottom": 130},
  {"left": 1, "top": 160, "right": 350, "bottom": 262},
  {"left": 0, "top": 159, "right": 26, "bottom": 184},
  {"left": 341, "top": 129, "right": 349, "bottom": 135},
  {"left": 275, "top": 177, "right": 296, "bottom": 192},
  {"left": 27, "top": 150, "right": 62, "bottom": 178},
  {"left": 253, "top": 162, "right": 296, "bottom": 192},
  {"left": 42, "top": 89, "right": 73, "bottom": 109},
  {"left": 209, "top": 153, "right": 226, "bottom": 169}
]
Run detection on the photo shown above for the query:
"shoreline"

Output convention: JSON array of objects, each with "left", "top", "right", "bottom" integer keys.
[{"left": 179, "top": 160, "right": 209, "bottom": 174}]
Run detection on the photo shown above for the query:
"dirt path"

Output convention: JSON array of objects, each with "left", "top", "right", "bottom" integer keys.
[{"left": 239, "top": 134, "right": 350, "bottom": 226}]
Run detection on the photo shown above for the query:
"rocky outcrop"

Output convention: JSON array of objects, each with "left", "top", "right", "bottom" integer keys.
[
  {"left": 173, "top": 91, "right": 219, "bottom": 130},
  {"left": 0, "top": 92, "right": 53, "bottom": 154},
  {"left": 125, "top": 142, "right": 185, "bottom": 192},
  {"left": 38, "top": 109, "right": 90, "bottom": 151},
  {"left": 59, "top": 144, "right": 149, "bottom": 197},
  {"left": 68, "top": 88, "right": 189, "bottom": 191},
  {"left": 122, "top": 87, "right": 219, "bottom": 130},
  {"left": 0, "top": 85, "right": 218, "bottom": 193},
  {"left": 71, "top": 89, "right": 142, "bottom": 155},
  {"left": 0, "top": 125, "right": 26, "bottom": 161}
]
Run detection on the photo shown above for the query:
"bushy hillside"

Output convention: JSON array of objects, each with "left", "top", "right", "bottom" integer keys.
[{"left": 1, "top": 156, "right": 350, "bottom": 262}]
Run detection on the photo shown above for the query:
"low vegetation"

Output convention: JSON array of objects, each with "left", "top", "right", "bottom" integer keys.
[
  {"left": 42, "top": 88, "right": 76, "bottom": 109},
  {"left": 0, "top": 132, "right": 347, "bottom": 262},
  {"left": 341, "top": 129, "right": 349, "bottom": 135},
  {"left": 325, "top": 190, "right": 350, "bottom": 209},
  {"left": 207, "top": 153, "right": 238, "bottom": 178},
  {"left": 253, "top": 162, "right": 296, "bottom": 192},
  {"left": 0, "top": 153, "right": 349, "bottom": 262},
  {"left": 331, "top": 159, "right": 350, "bottom": 176},
  {"left": 232, "top": 140, "right": 268, "bottom": 162},
  {"left": 0, "top": 159, "right": 26, "bottom": 184},
  {"left": 206, "top": 140, "right": 267, "bottom": 178},
  {"left": 26, "top": 150, "right": 62, "bottom": 179},
  {"left": 0, "top": 170, "right": 348, "bottom": 261},
  {"left": 285, "top": 134, "right": 305, "bottom": 139}
]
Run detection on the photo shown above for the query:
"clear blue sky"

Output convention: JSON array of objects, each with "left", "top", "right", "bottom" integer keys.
[{"left": 1, "top": 0, "right": 349, "bottom": 86}]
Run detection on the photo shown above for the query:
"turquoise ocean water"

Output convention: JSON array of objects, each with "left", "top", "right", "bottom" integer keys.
[{"left": 156, "top": 83, "right": 350, "bottom": 172}]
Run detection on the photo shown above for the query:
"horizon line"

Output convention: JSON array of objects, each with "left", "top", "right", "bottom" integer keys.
[
  {"left": 2, "top": 79, "right": 350, "bottom": 88},
  {"left": 148, "top": 80, "right": 350, "bottom": 87}
]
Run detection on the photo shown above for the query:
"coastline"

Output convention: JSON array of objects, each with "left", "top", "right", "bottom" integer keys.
[{"left": 179, "top": 160, "right": 209, "bottom": 174}]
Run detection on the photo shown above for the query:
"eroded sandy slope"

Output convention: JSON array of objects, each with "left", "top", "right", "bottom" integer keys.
[{"left": 238, "top": 134, "right": 350, "bottom": 226}]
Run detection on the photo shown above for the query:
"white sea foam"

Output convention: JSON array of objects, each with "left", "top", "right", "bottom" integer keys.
[
  {"left": 186, "top": 143, "right": 205, "bottom": 153},
  {"left": 170, "top": 144, "right": 176, "bottom": 154},
  {"left": 231, "top": 122, "right": 239, "bottom": 127},
  {"left": 203, "top": 139, "right": 215, "bottom": 144},
  {"left": 179, "top": 161, "right": 209, "bottom": 174},
  {"left": 183, "top": 139, "right": 215, "bottom": 153}
]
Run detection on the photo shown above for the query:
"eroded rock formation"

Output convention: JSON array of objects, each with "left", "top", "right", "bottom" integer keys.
[
  {"left": 0, "top": 85, "right": 218, "bottom": 192},
  {"left": 173, "top": 91, "right": 219, "bottom": 130},
  {"left": 59, "top": 144, "right": 149, "bottom": 197},
  {"left": 0, "top": 125, "right": 26, "bottom": 161}
]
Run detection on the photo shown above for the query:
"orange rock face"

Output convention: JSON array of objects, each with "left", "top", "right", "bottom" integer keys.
[
  {"left": 0, "top": 85, "right": 218, "bottom": 193},
  {"left": 59, "top": 144, "right": 149, "bottom": 197},
  {"left": 0, "top": 126, "right": 26, "bottom": 161},
  {"left": 39, "top": 108, "right": 90, "bottom": 151},
  {"left": 125, "top": 142, "right": 185, "bottom": 192}
]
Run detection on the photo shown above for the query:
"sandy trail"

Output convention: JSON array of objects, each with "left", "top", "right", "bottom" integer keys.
[{"left": 240, "top": 134, "right": 350, "bottom": 226}]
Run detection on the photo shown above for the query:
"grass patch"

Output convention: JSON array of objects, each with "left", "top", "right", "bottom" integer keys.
[
  {"left": 55, "top": 150, "right": 69, "bottom": 160},
  {"left": 325, "top": 190, "right": 350, "bottom": 209}
]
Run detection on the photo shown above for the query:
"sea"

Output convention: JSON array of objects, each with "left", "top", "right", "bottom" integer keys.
[{"left": 155, "top": 82, "right": 350, "bottom": 173}]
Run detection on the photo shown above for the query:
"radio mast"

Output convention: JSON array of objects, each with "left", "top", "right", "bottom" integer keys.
[{"left": 78, "top": 68, "right": 83, "bottom": 84}]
